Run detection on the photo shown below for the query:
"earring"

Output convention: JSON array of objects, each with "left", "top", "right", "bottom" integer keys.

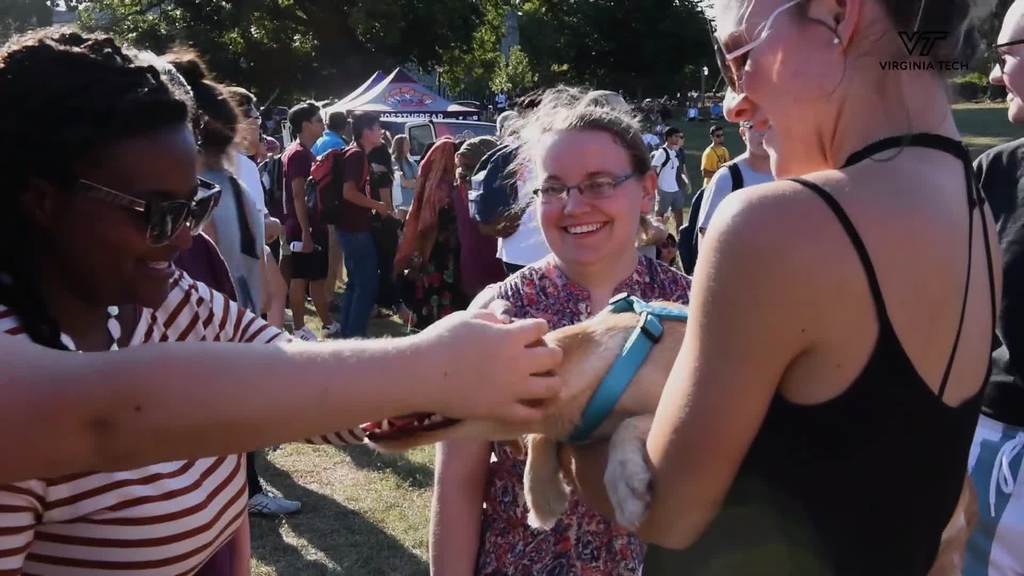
[{"left": 833, "top": 36, "right": 840, "bottom": 45}]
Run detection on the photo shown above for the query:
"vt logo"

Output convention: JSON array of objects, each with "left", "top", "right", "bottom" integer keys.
[{"left": 898, "top": 31, "right": 949, "bottom": 57}]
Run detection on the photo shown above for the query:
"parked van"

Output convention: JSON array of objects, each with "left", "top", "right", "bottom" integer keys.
[{"left": 404, "top": 119, "right": 497, "bottom": 161}]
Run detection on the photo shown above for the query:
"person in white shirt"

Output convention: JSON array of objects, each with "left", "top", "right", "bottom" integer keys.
[
  {"left": 697, "top": 121, "right": 774, "bottom": 247},
  {"left": 651, "top": 126, "right": 687, "bottom": 228}
]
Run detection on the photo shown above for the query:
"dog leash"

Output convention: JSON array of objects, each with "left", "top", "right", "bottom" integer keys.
[{"left": 567, "top": 293, "right": 688, "bottom": 444}]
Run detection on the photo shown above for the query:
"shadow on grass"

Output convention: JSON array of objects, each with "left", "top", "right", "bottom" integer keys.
[
  {"left": 340, "top": 444, "right": 434, "bottom": 490},
  {"left": 250, "top": 458, "right": 428, "bottom": 575}
]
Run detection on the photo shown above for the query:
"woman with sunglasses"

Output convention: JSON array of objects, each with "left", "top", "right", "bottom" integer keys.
[
  {"left": 564, "top": 0, "right": 1000, "bottom": 574},
  {"left": 0, "top": 29, "right": 562, "bottom": 575}
]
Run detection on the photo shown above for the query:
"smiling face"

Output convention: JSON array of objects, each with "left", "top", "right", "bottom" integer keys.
[
  {"left": 993, "top": 1, "right": 1024, "bottom": 123},
  {"left": 715, "top": 0, "right": 848, "bottom": 176},
  {"left": 536, "top": 129, "right": 656, "bottom": 275},
  {"left": 33, "top": 124, "right": 200, "bottom": 310}
]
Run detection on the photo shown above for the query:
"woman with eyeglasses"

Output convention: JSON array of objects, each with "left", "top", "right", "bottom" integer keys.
[
  {"left": 0, "top": 29, "right": 563, "bottom": 574},
  {"left": 431, "top": 87, "right": 691, "bottom": 576},
  {"left": 563, "top": 0, "right": 1000, "bottom": 574}
]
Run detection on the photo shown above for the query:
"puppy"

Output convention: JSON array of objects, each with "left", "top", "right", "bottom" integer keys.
[{"left": 364, "top": 302, "right": 687, "bottom": 529}]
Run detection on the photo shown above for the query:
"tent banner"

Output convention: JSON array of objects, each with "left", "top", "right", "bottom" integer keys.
[{"left": 379, "top": 111, "right": 481, "bottom": 121}]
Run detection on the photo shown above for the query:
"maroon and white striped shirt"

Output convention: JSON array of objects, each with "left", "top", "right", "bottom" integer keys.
[{"left": 0, "top": 272, "right": 352, "bottom": 575}]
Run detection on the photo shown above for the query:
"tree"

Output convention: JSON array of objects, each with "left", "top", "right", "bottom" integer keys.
[
  {"left": 438, "top": 0, "right": 508, "bottom": 97},
  {"left": 491, "top": 45, "right": 537, "bottom": 95},
  {"left": 74, "top": 0, "right": 480, "bottom": 105}
]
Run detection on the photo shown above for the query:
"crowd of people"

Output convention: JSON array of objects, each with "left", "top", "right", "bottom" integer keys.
[{"left": 1, "top": 0, "right": 1023, "bottom": 574}]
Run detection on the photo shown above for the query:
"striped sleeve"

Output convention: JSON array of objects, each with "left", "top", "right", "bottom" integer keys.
[
  {"left": 0, "top": 480, "right": 44, "bottom": 572},
  {"left": 305, "top": 427, "right": 366, "bottom": 447}
]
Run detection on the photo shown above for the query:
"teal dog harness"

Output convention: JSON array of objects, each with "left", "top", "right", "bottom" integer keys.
[{"left": 567, "top": 293, "right": 688, "bottom": 444}]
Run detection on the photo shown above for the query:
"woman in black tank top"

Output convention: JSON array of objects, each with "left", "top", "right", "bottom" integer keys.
[{"left": 563, "top": 1, "right": 1000, "bottom": 574}]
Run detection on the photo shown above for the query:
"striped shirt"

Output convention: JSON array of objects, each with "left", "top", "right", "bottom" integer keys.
[{"left": 0, "top": 272, "right": 294, "bottom": 575}]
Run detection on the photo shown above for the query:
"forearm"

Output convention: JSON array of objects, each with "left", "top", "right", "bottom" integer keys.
[
  {"left": 1, "top": 336, "right": 443, "bottom": 482},
  {"left": 380, "top": 187, "right": 394, "bottom": 213},
  {"left": 430, "top": 440, "right": 489, "bottom": 576},
  {"left": 343, "top": 183, "right": 383, "bottom": 210},
  {"left": 292, "top": 187, "right": 311, "bottom": 234}
]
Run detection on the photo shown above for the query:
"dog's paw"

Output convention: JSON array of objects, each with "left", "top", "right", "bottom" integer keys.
[
  {"left": 605, "top": 447, "right": 652, "bottom": 530},
  {"left": 526, "top": 485, "right": 568, "bottom": 530}
]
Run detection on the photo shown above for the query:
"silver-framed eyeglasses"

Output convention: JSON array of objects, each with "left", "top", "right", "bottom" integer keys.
[
  {"left": 714, "top": 0, "right": 801, "bottom": 91},
  {"left": 533, "top": 173, "right": 637, "bottom": 203},
  {"left": 994, "top": 38, "right": 1024, "bottom": 74},
  {"left": 78, "top": 177, "right": 222, "bottom": 246}
]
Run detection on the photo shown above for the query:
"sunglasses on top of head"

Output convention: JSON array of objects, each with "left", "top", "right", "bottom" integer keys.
[
  {"left": 712, "top": 0, "right": 802, "bottom": 92},
  {"left": 993, "top": 39, "right": 1024, "bottom": 74},
  {"left": 77, "top": 177, "right": 222, "bottom": 246}
]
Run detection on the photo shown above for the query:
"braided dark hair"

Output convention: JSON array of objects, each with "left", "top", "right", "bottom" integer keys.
[{"left": 0, "top": 27, "right": 191, "bottom": 348}]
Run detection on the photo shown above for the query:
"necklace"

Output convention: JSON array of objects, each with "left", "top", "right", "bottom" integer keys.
[{"left": 59, "top": 306, "right": 121, "bottom": 352}]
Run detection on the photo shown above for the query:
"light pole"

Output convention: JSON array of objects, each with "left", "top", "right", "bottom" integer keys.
[{"left": 701, "top": 66, "right": 708, "bottom": 110}]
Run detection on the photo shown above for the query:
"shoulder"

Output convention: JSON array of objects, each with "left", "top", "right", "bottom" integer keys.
[
  {"left": 708, "top": 165, "right": 733, "bottom": 193},
  {"left": 975, "top": 137, "right": 1024, "bottom": 189},
  {"left": 142, "top": 272, "right": 287, "bottom": 345},
  {"left": 344, "top": 146, "right": 367, "bottom": 161},
  {"left": 702, "top": 176, "right": 835, "bottom": 266},
  {"left": 284, "top": 145, "right": 311, "bottom": 167}
]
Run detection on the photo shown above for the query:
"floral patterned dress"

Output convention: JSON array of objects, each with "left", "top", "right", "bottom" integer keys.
[
  {"left": 398, "top": 203, "right": 467, "bottom": 329},
  {"left": 476, "top": 255, "right": 692, "bottom": 576}
]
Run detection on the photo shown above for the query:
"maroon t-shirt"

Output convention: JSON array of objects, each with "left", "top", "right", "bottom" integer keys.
[
  {"left": 451, "top": 182, "right": 505, "bottom": 297},
  {"left": 281, "top": 140, "right": 322, "bottom": 241},
  {"left": 337, "top": 145, "right": 371, "bottom": 234}
]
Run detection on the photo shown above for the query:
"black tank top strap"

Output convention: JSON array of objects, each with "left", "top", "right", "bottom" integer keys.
[
  {"left": 789, "top": 177, "right": 891, "bottom": 325},
  {"left": 832, "top": 132, "right": 993, "bottom": 399}
]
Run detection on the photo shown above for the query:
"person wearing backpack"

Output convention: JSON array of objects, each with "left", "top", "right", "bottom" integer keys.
[
  {"left": 696, "top": 121, "right": 774, "bottom": 247},
  {"left": 652, "top": 126, "right": 687, "bottom": 229},
  {"left": 281, "top": 102, "right": 339, "bottom": 340},
  {"left": 335, "top": 112, "right": 390, "bottom": 338}
]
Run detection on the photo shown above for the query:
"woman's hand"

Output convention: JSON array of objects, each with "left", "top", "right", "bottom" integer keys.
[{"left": 419, "top": 310, "right": 563, "bottom": 426}]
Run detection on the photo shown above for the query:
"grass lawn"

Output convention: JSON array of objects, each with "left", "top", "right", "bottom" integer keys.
[
  {"left": 250, "top": 102, "right": 1018, "bottom": 576},
  {"left": 675, "top": 102, "right": 1020, "bottom": 188}
]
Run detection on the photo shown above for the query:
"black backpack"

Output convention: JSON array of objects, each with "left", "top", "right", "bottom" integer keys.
[
  {"left": 678, "top": 162, "right": 743, "bottom": 275},
  {"left": 653, "top": 146, "right": 675, "bottom": 176},
  {"left": 469, "top": 143, "right": 519, "bottom": 224},
  {"left": 260, "top": 155, "right": 286, "bottom": 215}
]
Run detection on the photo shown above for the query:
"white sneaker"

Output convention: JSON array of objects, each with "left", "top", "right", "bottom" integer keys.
[
  {"left": 323, "top": 321, "right": 343, "bottom": 339},
  {"left": 247, "top": 492, "right": 302, "bottom": 516},
  {"left": 294, "top": 326, "right": 318, "bottom": 342}
]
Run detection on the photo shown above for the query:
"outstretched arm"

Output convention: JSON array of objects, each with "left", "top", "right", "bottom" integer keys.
[{"left": 0, "top": 310, "right": 562, "bottom": 483}]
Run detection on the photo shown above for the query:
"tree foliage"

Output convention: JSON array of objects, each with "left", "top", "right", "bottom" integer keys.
[
  {"left": 517, "top": 0, "right": 714, "bottom": 98},
  {"left": 73, "top": 0, "right": 480, "bottom": 105},
  {"left": 437, "top": 0, "right": 716, "bottom": 99},
  {"left": 491, "top": 45, "right": 537, "bottom": 94}
]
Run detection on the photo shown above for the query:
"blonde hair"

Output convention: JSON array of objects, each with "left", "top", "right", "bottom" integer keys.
[
  {"left": 514, "top": 86, "right": 651, "bottom": 179},
  {"left": 391, "top": 134, "right": 410, "bottom": 162},
  {"left": 513, "top": 86, "right": 656, "bottom": 245}
]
